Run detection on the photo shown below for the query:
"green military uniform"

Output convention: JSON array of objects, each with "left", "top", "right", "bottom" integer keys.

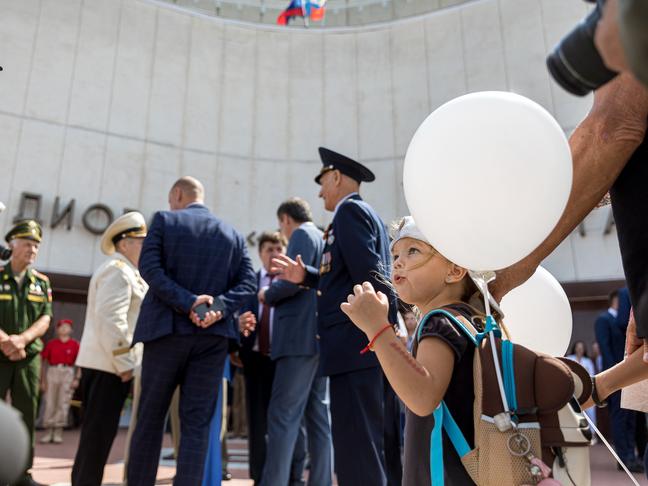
[{"left": 0, "top": 220, "right": 52, "bottom": 482}]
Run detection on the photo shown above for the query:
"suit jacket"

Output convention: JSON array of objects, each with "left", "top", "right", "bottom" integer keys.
[
  {"left": 77, "top": 254, "right": 148, "bottom": 375},
  {"left": 238, "top": 272, "right": 261, "bottom": 358},
  {"left": 264, "top": 222, "right": 323, "bottom": 359},
  {"left": 303, "top": 194, "right": 397, "bottom": 376},
  {"left": 594, "top": 310, "right": 626, "bottom": 371},
  {"left": 133, "top": 204, "right": 256, "bottom": 344}
]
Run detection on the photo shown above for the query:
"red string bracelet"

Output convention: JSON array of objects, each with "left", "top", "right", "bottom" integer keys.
[{"left": 360, "top": 324, "right": 393, "bottom": 354}]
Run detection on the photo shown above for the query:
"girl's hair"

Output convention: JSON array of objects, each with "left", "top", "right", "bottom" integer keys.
[
  {"left": 570, "top": 340, "right": 588, "bottom": 358},
  {"left": 388, "top": 217, "right": 506, "bottom": 335}
]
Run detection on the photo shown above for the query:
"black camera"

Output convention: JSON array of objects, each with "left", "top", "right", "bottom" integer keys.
[
  {"left": 0, "top": 245, "right": 10, "bottom": 261},
  {"left": 546, "top": 0, "right": 617, "bottom": 96}
]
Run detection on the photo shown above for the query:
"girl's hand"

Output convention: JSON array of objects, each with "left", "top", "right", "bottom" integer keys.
[{"left": 341, "top": 282, "right": 390, "bottom": 337}]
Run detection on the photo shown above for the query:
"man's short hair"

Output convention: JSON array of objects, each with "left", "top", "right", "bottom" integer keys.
[
  {"left": 608, "top": 289, "right": 619, "bottom": 305},
  {"left": 277, "top": 197, "right": 313, "bottom": 224},
  {"left": 257, "top": 231, "right": 287, "bottom": 252},
  {"left": 171, "top": 176, "right": 204, "bottom": 199}
]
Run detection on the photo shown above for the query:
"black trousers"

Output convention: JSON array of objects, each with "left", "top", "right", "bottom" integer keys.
[
  {"left": 71, "top": 368, "right": 131, "bottom": 486},
  {"left": 240, "top": 350, "right": 276, "bottom": 482},
  {"left": 330, "top": 367, "right": 402, "bottom": 486},
  {"left": 611, "top": 138, "right": 648, "bottom": 336}
]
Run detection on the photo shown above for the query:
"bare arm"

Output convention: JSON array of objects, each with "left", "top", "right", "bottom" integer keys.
[
  {"left": 372, "top": 329, "right": 455, "bottom": 417},
  {"left": 583, "top": 347, "right": 648, "bottom": 409},
  {"left": 341, "top": 282, "right": 454, "bottom": 417},
  {"left": 491, "top": 74, "right": 648, "bottom": 301}
]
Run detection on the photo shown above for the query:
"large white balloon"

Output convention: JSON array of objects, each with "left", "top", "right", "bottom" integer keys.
[
  {"left": 403, "top": 91, "right": 572, "bottom": 271},
  {"left": 500, "top": 266, "right": 573, "bottom": 356},
  {"left": 0, "top": 401, "right": 29, "bottom": 484}
]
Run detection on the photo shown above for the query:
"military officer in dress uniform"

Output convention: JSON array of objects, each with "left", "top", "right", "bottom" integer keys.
[
  {"left": 0, "top": 220, "right": 52, "bottom": 486},
  {"left": 72, "top": 212, "right": 148, "bottom": 486},
  {"left": 272, "top": 147, "right": 403, "bottom": 486}
]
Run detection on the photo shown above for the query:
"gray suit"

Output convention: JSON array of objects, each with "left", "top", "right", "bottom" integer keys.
[{"left": 260, "top": 222, "right": 332, "bottom": 486}]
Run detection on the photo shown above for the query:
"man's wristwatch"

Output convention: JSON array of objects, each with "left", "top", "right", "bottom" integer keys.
[{"left": 591, "top": 376, "right": 608, "bottom": 408}]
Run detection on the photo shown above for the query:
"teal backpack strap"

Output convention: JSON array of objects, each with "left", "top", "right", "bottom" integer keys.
[
  {"left": 501, "top": 339, "right": 518, "bottom": 414},
  {"left": 431, "top": 406, "right": 445, "bottom": 485},
  {"left": 430, "top": 402, "right": 472, "bottom": 486},
  {"left": 417, "top": 309, "right": 479, "bottom": 347}
]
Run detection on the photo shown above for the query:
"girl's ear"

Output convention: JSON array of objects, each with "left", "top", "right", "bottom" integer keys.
[{"left": 446, "top": 263, "right": 467, "bottom": 284}]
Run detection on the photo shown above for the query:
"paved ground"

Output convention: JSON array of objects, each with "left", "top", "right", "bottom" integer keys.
[{"left": 31, "top": 428, "right": 648, "bottom": 485}]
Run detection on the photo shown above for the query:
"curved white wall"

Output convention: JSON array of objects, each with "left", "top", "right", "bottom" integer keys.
[{"left": 0, "top": 0, "right": 621, "bottom": 281}]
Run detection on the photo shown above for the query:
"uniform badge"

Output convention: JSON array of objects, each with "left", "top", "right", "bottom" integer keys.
[
  {"left": 327, "top": 229, "right": 335, "bottom": 246},
  {"left": 319, "top": 251, "right": 332, "bottom": 275}
]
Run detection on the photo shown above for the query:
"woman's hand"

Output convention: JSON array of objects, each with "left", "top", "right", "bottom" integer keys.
[{"left": 341, "top": 282, "right": 390, "bottom": 337}]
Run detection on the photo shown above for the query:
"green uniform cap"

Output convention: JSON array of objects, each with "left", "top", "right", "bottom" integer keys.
[{"left": 4, "top": 220, "right": 42, "bottom": 244}]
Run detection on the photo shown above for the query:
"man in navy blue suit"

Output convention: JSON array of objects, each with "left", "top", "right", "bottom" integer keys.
[
  {"left": 237, "top": 232, "right": 306, "bottom": 486},
  {"left": 257, "top": 198, "right": 332, "bottom": 486},
  {"left": 272, "top": 148, "right": 402, "bottom": 486},
  {"left": 126, "top": 177, "right": 256, "bottom": 486},
  {"left": 595, "top": 289, "right": 643, "bottom": 472}
]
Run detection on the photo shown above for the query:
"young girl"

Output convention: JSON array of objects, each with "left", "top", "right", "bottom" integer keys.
[
  {"left": 342, "top": 216, "right": 648, "bottom": 485},
  {"left": 341, "top": 216, "right": 483, "bottom": 486}
]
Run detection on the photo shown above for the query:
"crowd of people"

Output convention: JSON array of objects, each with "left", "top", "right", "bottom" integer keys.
[{"left": 2, "top": 1, "right": 648, "bottom": 485}]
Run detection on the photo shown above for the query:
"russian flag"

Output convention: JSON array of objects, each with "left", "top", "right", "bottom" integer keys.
[{"left": 277, "top": 0, "right": 327, "bottom": 25}]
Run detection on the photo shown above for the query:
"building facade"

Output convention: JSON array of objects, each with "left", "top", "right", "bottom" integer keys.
[{"left": 0, "top": 0, "right": 620, "bottom": 345}]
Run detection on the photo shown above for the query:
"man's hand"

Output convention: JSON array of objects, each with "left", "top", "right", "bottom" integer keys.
[
  {"left": 190, "top": 295, "right": 223, "bottom": 329},
  {"left": 230, "top": 352, "right": 243, "bottom": 368},
  {"left": 40, "top": 379, "right": 47, "bottom": 393},
  {"left": 595, "top": 0, "right": 628, "bottom": 74},
  {"left": 270, "top": 254, "right": 307, "bottom": 284},
  {"left": 258, "top": 288, "right": 267, "bottom": 304},
  {"left": 71, "top": 378, "right": 80, "bottom": 390},
  {"left": 625, "top": 311, "right": 648, "bottom": 363},
  {"left": 8, "top": 349, "right": 27, "bottom": 361},
  {"left": 0, "top": 334, "right": 27, "bottom": 357},
  {"left": 238, "top": 311, "right": 256, "bottom": 337},
  {"left": 119, "top": 370, "right": 134, "bottom": 383}
]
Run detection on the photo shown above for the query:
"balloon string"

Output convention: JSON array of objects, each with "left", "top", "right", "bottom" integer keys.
[
  {"left": 474, "top": 272, "right": 510, "bottom": 416},
  {"left": 584, "top": 412, "right": 640, "bottom": 486}
]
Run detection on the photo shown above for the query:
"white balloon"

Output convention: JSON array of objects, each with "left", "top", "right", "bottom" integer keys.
[
  {"left": 0, "top": 401, "right": 29, "bottom": 484},
  {"left": 403, "top": 91, "right": 572, "bottom": 271},
  {"left": 500, "top": 266, "right": 573, "bottom": 356}
]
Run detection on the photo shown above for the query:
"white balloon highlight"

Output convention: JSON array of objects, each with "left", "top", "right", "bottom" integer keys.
[
  {"left": 403, "top": 91, "right": 572, "bottom": 271},
  {"left": 500, "top": 266, "right": 573, "bottom": 356}
]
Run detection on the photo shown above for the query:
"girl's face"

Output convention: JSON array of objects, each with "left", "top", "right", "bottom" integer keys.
[
  {"left": 391, "top": 237, "right": 449, "bottom": 307},
  {"left": 575, "top": 342, "right": 585, "bottom": 357}
]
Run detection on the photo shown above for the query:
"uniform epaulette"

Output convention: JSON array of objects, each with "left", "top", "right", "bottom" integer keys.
[
  {"left": 113, "top": 260, "right": 126, "bottom": 269},
  {"left": 31, "top": 269, "right": 49, "bottom": 281}
]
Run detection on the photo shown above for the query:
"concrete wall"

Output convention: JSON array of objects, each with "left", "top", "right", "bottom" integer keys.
[
  {"left": 0, "top": 0, "right": 621, "bottom": 282},
  {"left": 164, "top": 0, "right": 471, "bottom": 27}
]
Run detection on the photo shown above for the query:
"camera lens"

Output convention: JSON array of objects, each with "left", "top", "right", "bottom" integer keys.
[{"left": 546, "top": 6, "right": 617, "bottom": 96}]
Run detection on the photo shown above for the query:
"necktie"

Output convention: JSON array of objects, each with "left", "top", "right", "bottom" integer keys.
[{"left": 258, "top": 275, "right": 275, "bottom": 356}]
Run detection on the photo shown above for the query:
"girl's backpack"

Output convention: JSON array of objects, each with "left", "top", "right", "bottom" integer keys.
[{"left": 422, "top": 307, "right": 592, "bottom": 486}]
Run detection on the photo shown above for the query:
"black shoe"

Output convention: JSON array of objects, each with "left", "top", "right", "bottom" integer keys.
[
  {"left": 162, "top": 452, "right": 176, "bottom": 461},
  {"left": 222, "top": 470, "right": 232, "bottom": 481}
]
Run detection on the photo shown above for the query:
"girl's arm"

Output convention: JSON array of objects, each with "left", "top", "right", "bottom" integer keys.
[
  {"left": 583, "top": 347, "right": 648, "bottom": 409},
  {"left": 341, "top": 282, "right": 454, "bottom": 417}
]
